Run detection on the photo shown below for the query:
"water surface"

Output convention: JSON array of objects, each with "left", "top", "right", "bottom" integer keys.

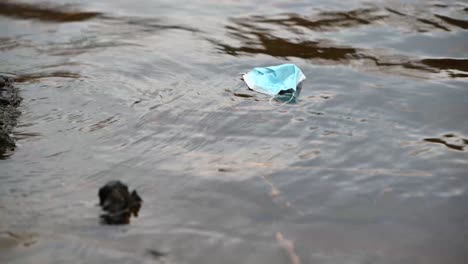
[{"left": 1, "top": 0, "right": 467, "bottom": 263}]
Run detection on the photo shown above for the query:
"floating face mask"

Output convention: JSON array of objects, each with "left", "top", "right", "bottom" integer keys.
[{"left": 242, "top": 64, "right": 306, "bottom": 99}]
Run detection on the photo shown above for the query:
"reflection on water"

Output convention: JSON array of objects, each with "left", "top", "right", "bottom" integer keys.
[
  {"left": 424, "top": 133, "right": 468, "bottom": 151},
  {"left": 420, "top": 59, "right": 468, "bottom": 77},
  {"left": 216, "top": 33, "right": 358, "bottom": 61},
  {"left": 14, "top": 71, "right": 80, "bottom": 82},
  {"left": 0, "top": 1, "right": 101, "bottom": 23},
  {"left": 240, "top": 8, "right": 387, "bottom": 32},
  {"left": 111, "top": 17, "right": 200, "bottom": 33},
  {"left": 212, "top": 5, "right": 468, "bottom": 78},
  {"left": 0, "top": 0, "right": 467, "bottom": 263},
  {"left": 435, "top": 14, "right": 468, "bottom": 29}
]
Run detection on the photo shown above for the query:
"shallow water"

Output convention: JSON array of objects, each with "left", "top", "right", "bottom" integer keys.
[{"left": 0, "top": 0, "right": 467, "bottom": 263}]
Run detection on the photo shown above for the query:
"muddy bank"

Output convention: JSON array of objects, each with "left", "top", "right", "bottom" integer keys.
[{"left": 0, "top": 76, "right": 21, "bottom": 157}]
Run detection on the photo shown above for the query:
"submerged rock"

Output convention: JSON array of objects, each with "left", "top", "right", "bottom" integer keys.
[
  {"left": 98, "top": 180, "right": 142, "bottom": 225},
  {"left": 0, "top": 76, "right": 22, "bottom": 157}
]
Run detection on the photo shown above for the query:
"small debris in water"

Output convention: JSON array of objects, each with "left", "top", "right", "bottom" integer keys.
[
  {"left": 131, "top": 99, "right": 142, "bottom": 106},
  {"left": 146, "top": 249, "right": 167, "bottom": 259},
  {"left": 233, "top": 93, "right": 255, "bottom": 98},
  {"left": 218, "top": 167, "right": 235, "bottom": 172}
]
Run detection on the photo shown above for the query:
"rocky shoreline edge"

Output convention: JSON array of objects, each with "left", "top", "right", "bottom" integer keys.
[{"left": 0, "top": 76, "right": 22, "bottom": 157}]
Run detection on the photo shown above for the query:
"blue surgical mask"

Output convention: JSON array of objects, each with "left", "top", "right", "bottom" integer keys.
[{"left": 242, "top": 64, "right": 306, "bottom": 98}]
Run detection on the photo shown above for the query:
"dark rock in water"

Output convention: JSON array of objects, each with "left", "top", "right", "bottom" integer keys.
[
  {"left": 0, "top": 76, "right": 22, "bottom": 157},
  {"left": 98, "top": 180, "right": 142, "bottom": 225},
  {"left": 0, "top": 132, "right": 15, "bottom": 149}
]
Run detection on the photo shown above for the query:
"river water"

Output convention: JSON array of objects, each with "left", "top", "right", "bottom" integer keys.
[{"left": 0, "top": 0, "right": 467, "bottom": 263}]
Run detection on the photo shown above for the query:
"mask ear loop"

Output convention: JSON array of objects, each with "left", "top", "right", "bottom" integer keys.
[{"left": 269, "top": 93, "right": 295, "bottom": 107}]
